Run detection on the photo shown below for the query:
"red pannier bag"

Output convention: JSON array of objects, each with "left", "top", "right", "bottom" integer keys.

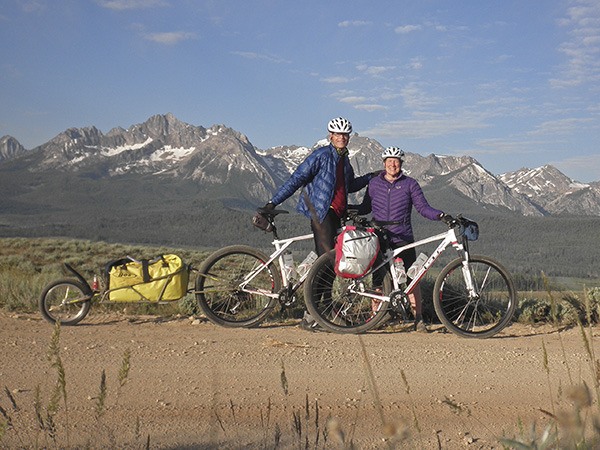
[{"left": 334, "top": 226, "right": 380, "bottom": 278}]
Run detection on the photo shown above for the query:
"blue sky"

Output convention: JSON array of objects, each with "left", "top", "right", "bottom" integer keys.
[{"left": 1, "top": 0, "right": 599, "bottom": 182}]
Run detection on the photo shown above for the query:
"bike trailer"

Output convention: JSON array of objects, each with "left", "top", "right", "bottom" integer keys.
[
  {"left": 334, "top": 226, "right": 380, "bottom": 278},
  {"left": 105, "top": 254, "right": 189, "bottom": 302}
]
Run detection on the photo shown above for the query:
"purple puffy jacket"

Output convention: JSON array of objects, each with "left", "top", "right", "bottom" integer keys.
[{"left": 355, "top": 172, "right": 443, "bottom": 244}]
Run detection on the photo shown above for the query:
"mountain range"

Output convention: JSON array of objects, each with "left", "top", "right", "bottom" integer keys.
[{"left": 2, "top": 113, "right": 598, "bottom": 218}]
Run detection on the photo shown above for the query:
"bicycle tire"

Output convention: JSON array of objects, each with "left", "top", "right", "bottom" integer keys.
[
  {"left": 303, "top": 250, "right": 391, "bottom": 334},
  {"left": 39, "top": 278, "right": 92, "bottom": 326},
  {"left": 195, "top": 245, "right": 281, "bottom": 327},
  {"left": 433, "top": 255, "right": 516, "bottom": 338}
]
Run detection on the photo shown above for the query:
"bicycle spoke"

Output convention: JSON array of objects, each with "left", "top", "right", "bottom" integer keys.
[
  {"left": 39, "top": 280, "right": 92, "bottom": 325},
  {"left": 303, "top": 250, "right": 390, "bottom": 333},
  {"left": 434, "top": 256, "right": 516, "bottom": 338},
  {"left": 196, "top": 246, "right": 280, "bottom": 327}
]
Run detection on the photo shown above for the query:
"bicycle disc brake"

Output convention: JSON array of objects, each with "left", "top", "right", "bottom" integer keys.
[{"left": 389, "top": 290, "right": 412, "bottom": 320}]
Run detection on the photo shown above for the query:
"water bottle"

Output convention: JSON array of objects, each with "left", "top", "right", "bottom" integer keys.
[
  {"left": 296, "top": 251, "right": 318, "bottom": 277},
  {"left": 92, "top": 275, "right": 99, "bottom": 291},
  {"left": 282, "top": 252, "right": 296, "bottom": 279},
  {"left": 407, "top": 252, "right": 428, "bottom": 279},
  {"left": 393, "top": 257, "right": 407, "bottom": 284}
]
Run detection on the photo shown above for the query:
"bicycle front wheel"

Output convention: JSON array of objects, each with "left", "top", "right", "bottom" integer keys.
[
  {"left": 433, "top": 255, "right": 516, "bottom": 338},
  {"left": 39, "top": 279, "right": 92, "bottom": 326},
  {"left": 195, "top": 245, "right": 281, "bottom": 327},
  {"left": 304, "top": 250, "right": 391, "bottom": 334}
]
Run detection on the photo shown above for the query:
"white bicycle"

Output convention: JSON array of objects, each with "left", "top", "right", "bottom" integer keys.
[
  {"left": 303, "top": 212, "right": 517, "bottom": 338},
  {"left": 195, "top": 209, "right": 317, "bottom": 327}
]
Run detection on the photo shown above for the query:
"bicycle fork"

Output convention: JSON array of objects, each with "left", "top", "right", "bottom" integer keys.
[{"left": 456, "top": 239, "right": 479, "bottom": 300}]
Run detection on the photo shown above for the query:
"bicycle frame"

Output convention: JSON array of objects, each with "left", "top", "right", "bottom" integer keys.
[
  {"left": 350, "top": 225, "right": 476, "bottom": 302},
  {"left": 239, "top": 232, "right": 314, "bottom": 299}
]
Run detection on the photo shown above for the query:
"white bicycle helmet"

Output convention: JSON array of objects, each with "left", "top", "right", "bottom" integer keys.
[
  {"left": 327, "top": 117, "right": 353, "bottom": 134},
  {"left": 381, "top": 146, "right": 405, "bottom": 160}
]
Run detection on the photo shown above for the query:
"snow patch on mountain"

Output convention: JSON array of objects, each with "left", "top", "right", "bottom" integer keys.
[{"left": 102, "top": 138, "right": 154, "bottom": 157}]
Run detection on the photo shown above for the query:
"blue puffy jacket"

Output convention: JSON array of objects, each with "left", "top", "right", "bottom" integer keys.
[
  {"left": 270, "top": 144, "right": 370, "bottom": 223},
  {"left": 356, "top": 171, "right": 443, "bottom": 244}
]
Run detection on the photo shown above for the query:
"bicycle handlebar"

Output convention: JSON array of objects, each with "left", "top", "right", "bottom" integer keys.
[{"left": 344, "top": 210, "right": 471, "bottom": 233}]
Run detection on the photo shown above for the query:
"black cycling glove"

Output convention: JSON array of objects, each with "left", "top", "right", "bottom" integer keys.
[{"left": 440, "top": 213, "right": 454, "bottom": 225}]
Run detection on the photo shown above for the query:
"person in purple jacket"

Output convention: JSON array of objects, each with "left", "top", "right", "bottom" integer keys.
[{"left": 355, "top": 147, "right": 448, "bottom": 332}]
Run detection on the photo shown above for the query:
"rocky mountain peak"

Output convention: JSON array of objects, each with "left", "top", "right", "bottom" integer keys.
[
  {"left": 0, "top": 135, "right": 26, "bottom": 161},
  {"left": 1, "top": 114, "right": 599, "bottom": 216}
]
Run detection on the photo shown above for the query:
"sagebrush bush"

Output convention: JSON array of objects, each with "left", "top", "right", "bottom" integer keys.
[
  {"left": 0, "top": 237, "right": 210, "bottom": 318},
  {"left": 585, "top": 287, "right": 600, "bottom": 323},
  {"left": 518, "top": 297, "right": 580, "bottom": 325},
  {"left": 1, "top": 236, "right": 599, "bottom": 327}
]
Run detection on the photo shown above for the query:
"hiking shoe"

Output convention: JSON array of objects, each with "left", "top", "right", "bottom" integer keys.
[
  {"left": 300, "top": 311, "right": 319, "bottom": 332},
  {"left": 300, "top": 317, "right": 319, "bottom": 332},
  {"left": 414, "top": 319, "right": 428, "bottom": 333}
]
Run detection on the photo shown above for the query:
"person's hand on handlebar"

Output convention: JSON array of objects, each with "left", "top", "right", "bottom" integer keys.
[
  {"left": 257, "top": 202, "right": 276, "bottom": 214},
  {"left": 440, "top": 213, "right": 455, "bottom": 226}
]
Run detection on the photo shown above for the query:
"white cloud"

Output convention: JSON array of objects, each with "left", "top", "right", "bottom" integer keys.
[
  {"left": 472, "top": 137, "right": 544, "bottom": 156},
  {"left": 231, "top": 51, "right": 290, "bottom": 64},
  {"left": 321, "top": 76, "right": 353, "bottom": 83},
  {"left": 97, "top": 0, "right": 169, "bottom": 10},
  {"left": 400, "top": 83, "right": 440, "bottom": 110},
  {"left": 363, "top": 111, "right": 488, "bottom": 139},
  {"left": 407, "top": 57, "right": 424, "bottom": 70},
  {"left": 528, "top": 117, "right": 594, "bottom": 136},
  {"left": 20, "top": 1, "right": 46, "bottom": 13},
  {"left": 338, "top": 20, "right": 372, "bottom": 27},
  {"left": 339, "top": 96, "right": 368, "bottom": 104},
  {"left": 379, "top": 91, "right": 402, "bottom": 101},
  {"left": 354, "top": 104, "right": 388, "bottom": 112},
  {"left": 356, "top": 65, "right": 395, "bottom": 76},
  {"left": 394, "top": 24, "right": 422, "bottom": 34},
  {"left": 551, "top": 0, "right": 600, "bottom": 87},
  {"left": 552, "top": 153, "right": 600, "bottom": 182},
  {"left": 144, "top": 31, "right": 196, "bottom": 45}
]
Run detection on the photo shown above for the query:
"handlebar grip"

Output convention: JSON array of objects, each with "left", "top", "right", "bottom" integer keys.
[{"left": 440, "top": 213, "right": 455, "bottom": 226}]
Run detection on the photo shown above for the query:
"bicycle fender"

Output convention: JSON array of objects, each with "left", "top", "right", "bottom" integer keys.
[{"left": 63, "top": 263, "right": 93, "bottom": 295}]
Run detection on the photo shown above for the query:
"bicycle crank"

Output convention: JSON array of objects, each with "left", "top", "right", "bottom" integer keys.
[
  {"left": 388, "top": 290, "right": 412, "bottom": 320},
  {"left": 278, "top": 288, "right": 296, "bottom": 308}
]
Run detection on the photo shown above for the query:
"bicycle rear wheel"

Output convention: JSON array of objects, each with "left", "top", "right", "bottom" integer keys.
[
  {"left": 433, "top": 255, "right": 516, "bottom": 338},
  {"left": 195, "top": 245, "right": 281, "bottom": 327},
  {"left": 39, "top": 279, "right": 92, "bottom": 326},
  {"left": 303, "top": 250, "right": 391, "bottom": 334}
]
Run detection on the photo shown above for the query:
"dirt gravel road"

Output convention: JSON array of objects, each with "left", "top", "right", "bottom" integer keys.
[{"left": 0, "top": 313, "right": 598, "bottom": 449}]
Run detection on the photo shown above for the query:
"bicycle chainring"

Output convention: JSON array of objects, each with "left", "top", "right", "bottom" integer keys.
[
  {"left": 278, "top": 289, "right": 295, "bottom": 308},
  {"left": 388, "top": 290, "right": 412, "bottom": 320}
]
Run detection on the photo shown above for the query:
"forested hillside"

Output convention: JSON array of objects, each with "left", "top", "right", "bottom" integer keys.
[{"left": 1, "top": 169, "right": 598, "bottom": 285}]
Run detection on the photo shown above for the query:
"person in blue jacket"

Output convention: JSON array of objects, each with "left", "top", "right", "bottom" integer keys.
[
  {"left": 355, "top": 146, "right": 449, "bottom": 332},
  {"left": 263, "top": 117, "right": 372, "bottom": 329},
  {"left": 264, "top": 117, "right": 371, "bottom": 255}
]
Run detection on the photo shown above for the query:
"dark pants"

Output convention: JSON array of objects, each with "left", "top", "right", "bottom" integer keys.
[
  {"left": 309, "top": 209, "right": 341, "bottom": 318},
  {"left": 310, "top": 209, "right": 341, "bottom": 256}
]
